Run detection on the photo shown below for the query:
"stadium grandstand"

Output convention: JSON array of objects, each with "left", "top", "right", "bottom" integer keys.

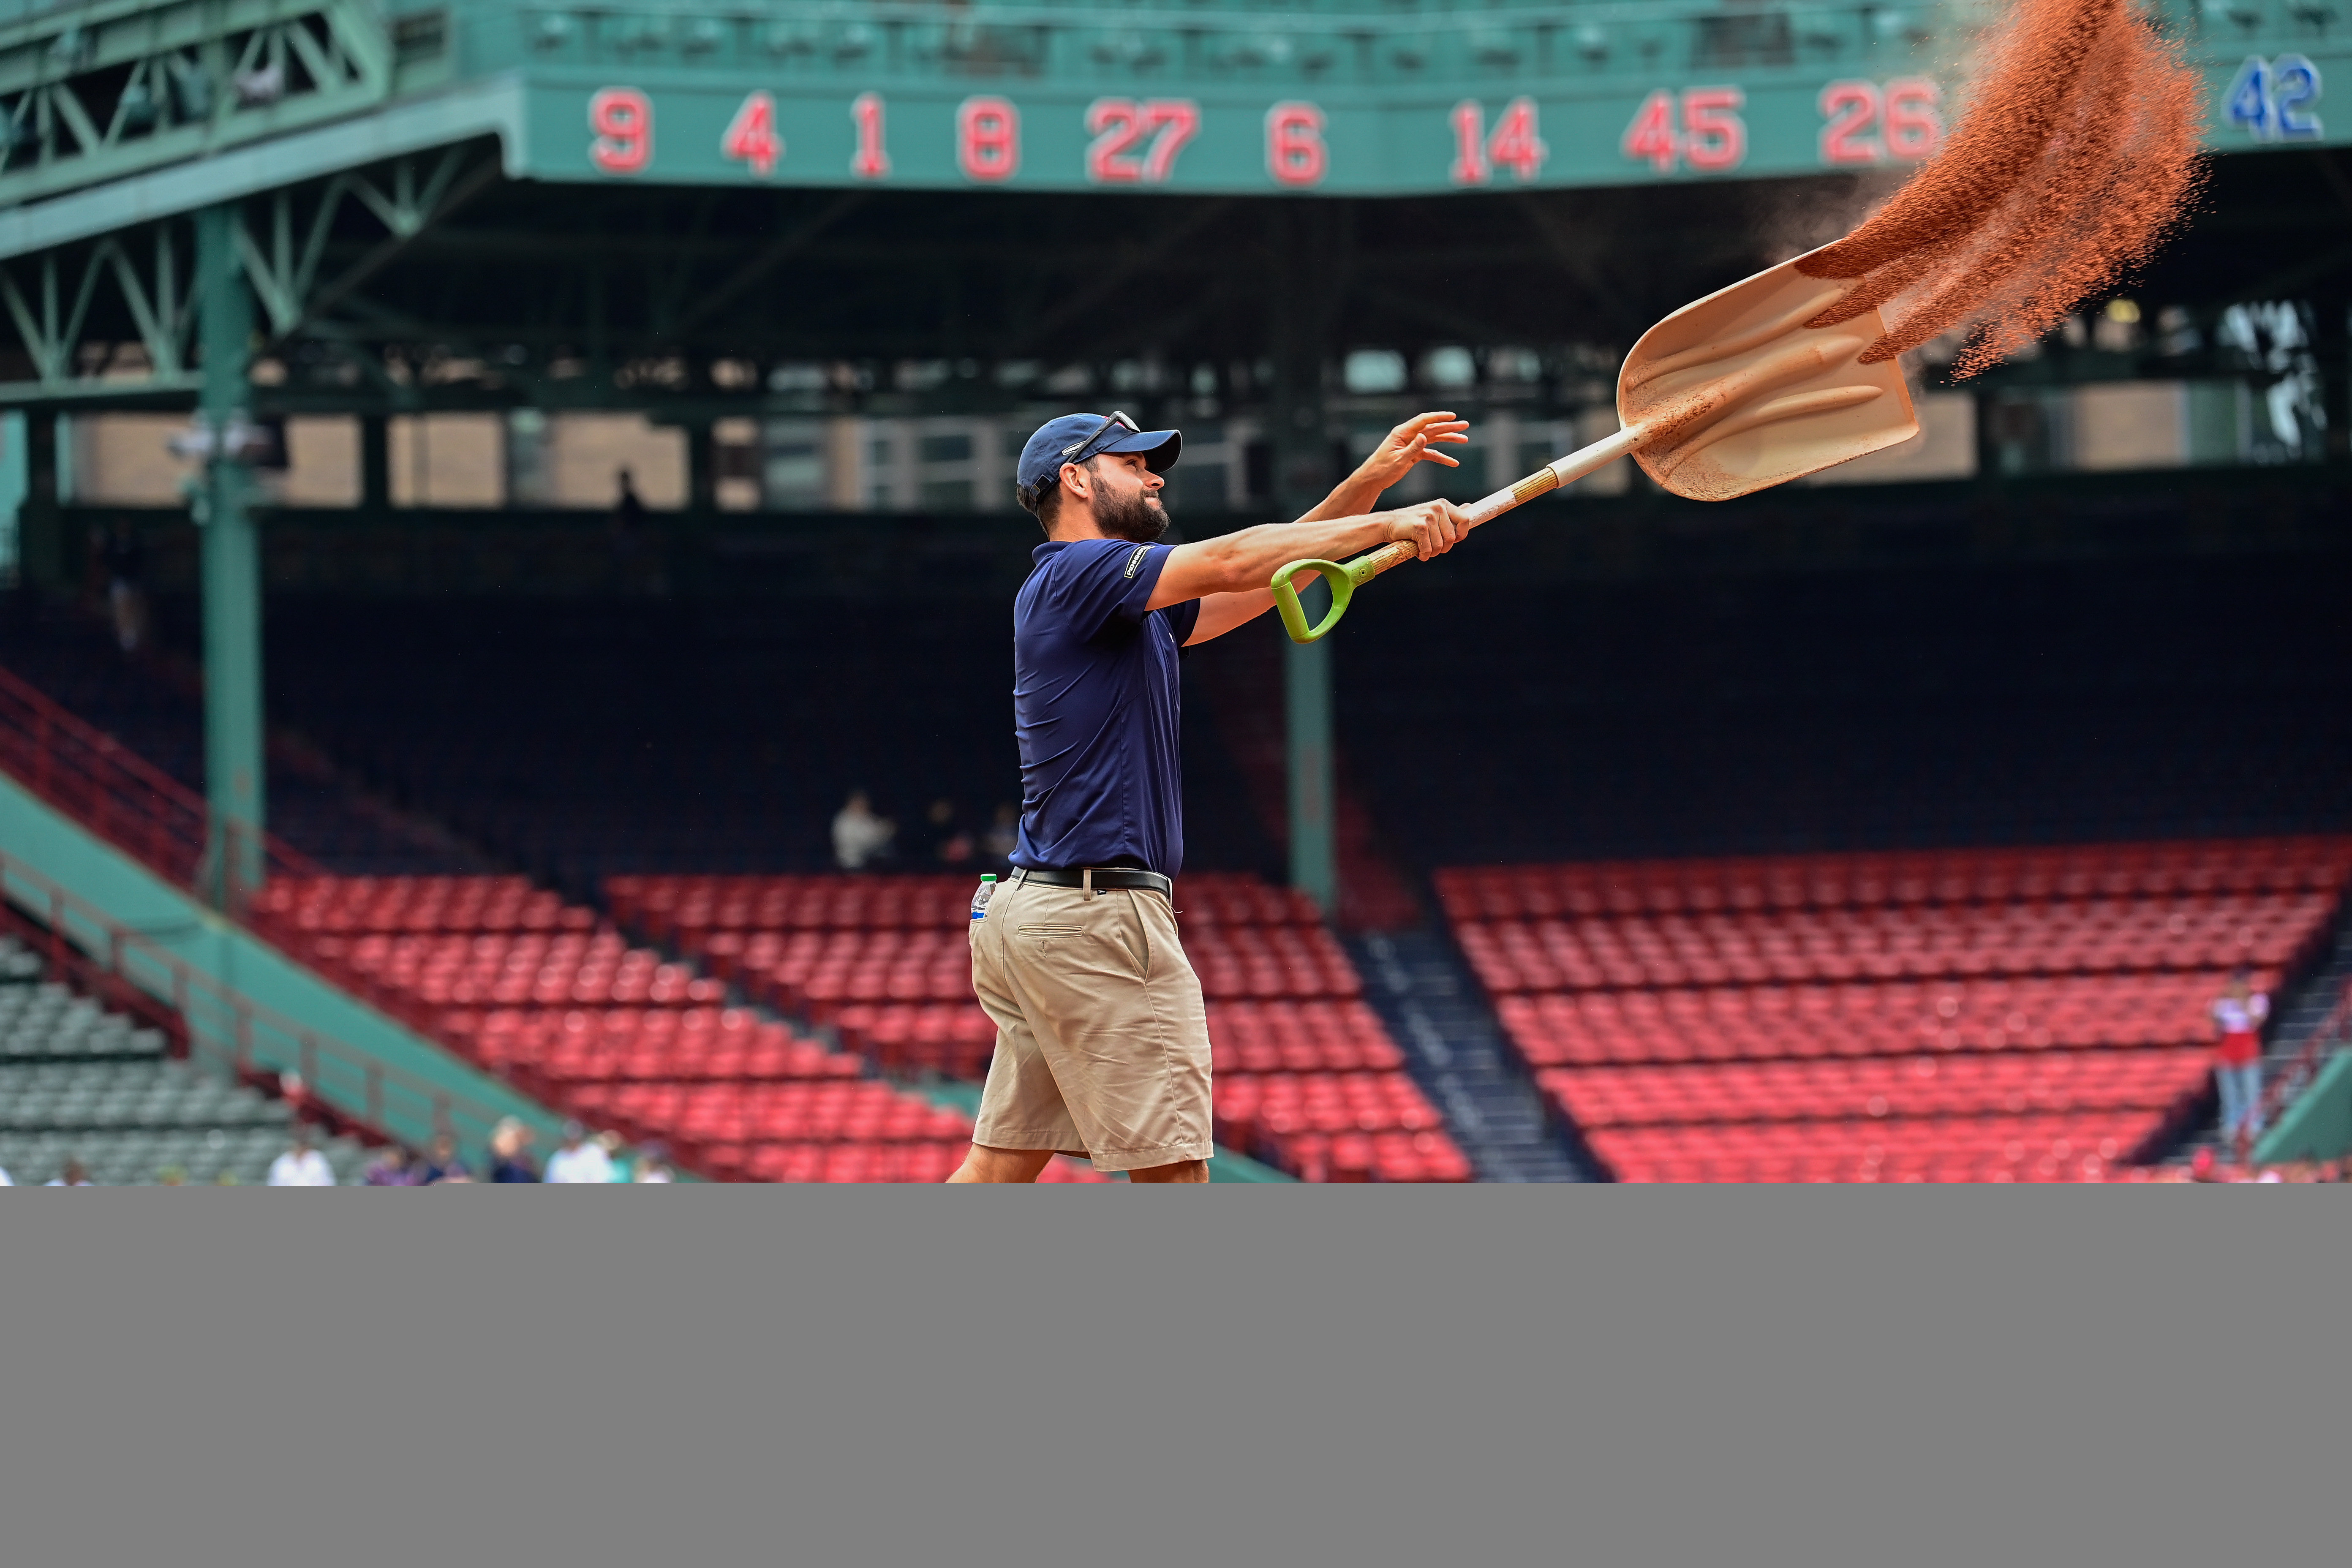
[{"left": 1, "top": 0, "right": 2348, "bottom": 1181}]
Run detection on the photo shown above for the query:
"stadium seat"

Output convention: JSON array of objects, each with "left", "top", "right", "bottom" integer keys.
[
  {"left": 1435, "top": 840, "right": 2352, "bottom": 1181},
  {"left": 609, "top": 871, "right": 1462, "bottom": 1181}
]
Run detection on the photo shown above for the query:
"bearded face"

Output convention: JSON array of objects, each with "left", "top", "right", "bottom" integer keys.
[{"left": 1091, "top": 471, "right": 1170, "bottom": 542}]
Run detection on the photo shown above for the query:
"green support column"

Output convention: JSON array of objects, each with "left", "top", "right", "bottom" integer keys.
[
  {"left": 686, "top": 420, "right": 719, "bottom": 512},
  {"left": 1285, "top": 633, "right": 1334, "bottom": 912},
  {"left": 196, "top": 204, "right": 266, "bottom": 907},
  {"left": 1270, "top": 203, "right": 1336, "bottom": 915},
  {"left": 359, "top": 414, "right": 390, "bottom": 512},
  {"left": 18, "top": 411, "right": 63, "bottom": 591}
]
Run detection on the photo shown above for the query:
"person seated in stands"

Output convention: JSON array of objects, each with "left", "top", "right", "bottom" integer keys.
[
  {"left": 543, "top": 1120, "right": 615, "bottom": 1184},
  {"left": 100, "top": 522, "right": 147, "bottom": 654},
  {"left": 46, "top": 1157, "right": 94, "bottom": 1187},
  {"left": 488, "top": 1117, "right": 540, "bottom": 1182},
  {"left": 417, "top": 1132, "right": 472, "bottom": 1184},
  {"left": 363, "top": 1143, "right": 419, "bottom": 1187},
  {"left": 633, "top": 1141, "right": 676, "bottom": 1184},
  {"left": 267, "top": 1130, "right": 335, "bottom": 1187},
  {"left": 925, "top": 798, "right": 975, "bottom": 866},
  {"left": 831, "top": 789, "right": 896, "bottom": 871}
]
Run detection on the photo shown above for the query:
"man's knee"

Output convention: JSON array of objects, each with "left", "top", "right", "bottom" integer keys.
[
  {"left": 1126, "top": 1158, "right": 1209, "bottom": 1184},
  {"left": 948, "top": 1144, "right": 1056, "bottom": 1183}
]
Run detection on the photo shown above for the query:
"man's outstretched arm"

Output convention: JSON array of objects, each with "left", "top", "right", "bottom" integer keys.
[
  {"left": 1147, "top": 500, "right": 1472, "bottom": 642},
  {"left": 1169, "top": 412, "right": 1472, "bottom": 645}
]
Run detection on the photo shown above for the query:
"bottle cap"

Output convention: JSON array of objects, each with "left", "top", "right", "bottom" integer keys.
[{"left": 981, "top": 873, "right": 997, "bottom": 882}]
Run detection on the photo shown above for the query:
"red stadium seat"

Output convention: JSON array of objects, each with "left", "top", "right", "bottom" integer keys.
[{"left": 1433, "top": 838, "right": 2352, "bottom": 1181}]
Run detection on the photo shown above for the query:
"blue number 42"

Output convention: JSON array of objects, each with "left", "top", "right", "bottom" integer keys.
[{"left": 2227, "top": 54, "right": 2323, "bottom": 142}]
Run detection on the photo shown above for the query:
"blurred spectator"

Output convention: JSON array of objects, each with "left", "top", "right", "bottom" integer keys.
[
  {"left": 2211, "top": 967, "right": 2270, "bottom": 1155},
  {"left": 418, "top": 1132, "right": 472, "bottom": 1184},
  {"left": 982, "top": 802, "right": 1019, "bottom": 868},
  {"left": 926, "top": 798, "right": 975, "bottom": 866},
  {"left": 545, "top": 1121, "right": 616, "bottom": 1183},
  {"left": 157, "top": 1166, "right": 188, "bottom": 1187},
  {"left": 633, "top": 1141, "right": 676, "bottom": 1183},
  {"left": 101, "top": 523, "right": 147, "bottom": 653},
  {"left": 267, "top": 1129, "right": 336, "bottom": 1187},
  {"left": 489, "top": 1117, "right": 540, "bottom": 1182},
  {"left": 609, "top": 468, "right": 665, "bottom": 593},
  {"left": 832, "top": 789, "right": 896, "bottom": 870},
  {"left": 0, "top": 1163, "right": 11, "bottom": 1185},
  {"left": 363, "top": 1144, "right": 419, "bottom": 1187},
  {"left": 46, "top": 1157, "right": 93, "bottom": 1187},
  {"left": 613, "top": 468, "right": 646, "bottom": 531},
  {"left": 2189, "top": 1147, "right": 2221, "bottom": 1182},
  {"left": 594, "top": 1129, "right": 632, "bottom": 1181}
]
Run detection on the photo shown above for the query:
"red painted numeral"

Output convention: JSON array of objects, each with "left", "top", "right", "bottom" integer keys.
[
  {"left": 1451, "top": 99, "right": 1489, "bottom": 185},
  {"left": 1884, "top": 77, "right": 1942, "bottom": 160},
  {"left": 1818, "top": 80, "right": 1881, "bottom": 165},
  {"left": 1681, "top": 87, "right": 1745, "bottom": 172},
  {"left": 1456, "top": 98, "right": 1547, "bottom": 184},
  {"left": 1818, "top": 78, "right": 1941, "bottom": 166},
  {"left": 1622, "top": 88, "right": 1746, "bottom": 174},
  {"left": 1085, "top": 99, "right": 1148, "bottom": 183},
  {"left": 722, "top": 90, "right": 781, "bottom": 178},
  {"left": 958, "top": 95, "right": 1020, "bottom": 182},
  {"left": 589, "top": 87, "right": 652, "bottom": 176},
  {"left": 1621, "top": 90, "right": 1678, "bottom": 172},
  {"left": 1088, "top": 100, "right": 1198, "bottom": 185},
  {"left": 1487, "top": 97, "right": 1547, "bottom": 181},
  {"left": 850, "top": 91, "right": 891, "bottom": 179},
  {"left": 1266, "top": 101, "right": 1327, "bottom": 188},
  {"left": 1140, "top": 99, "right": 1199, "bottom": 184}
]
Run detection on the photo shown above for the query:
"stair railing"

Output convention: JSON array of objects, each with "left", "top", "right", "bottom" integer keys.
[
  {"left": 0, "top": 843, "right": 506, "bottom": 1162},
  {"left": 2258, "top": 984, "right": 2352, "bottom": 1131},
  {"left": 0, "top": 661, "right": 321, "bottom": 901}
]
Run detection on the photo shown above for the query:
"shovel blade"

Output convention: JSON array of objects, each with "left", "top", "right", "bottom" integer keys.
[{"left": 1617, "top": 244, "right": 1919, "bottom": 501}]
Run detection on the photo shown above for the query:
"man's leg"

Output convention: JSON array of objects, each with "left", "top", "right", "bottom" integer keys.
[
  {"left": 948, "top": 1144, "right": 1056, "bottom": 1183},
  {"left": 1127, "top": 1158, "right": 1209, "bottom": 1184},
  {"left": 962, "top": 879, "right": 1089, "bottom": 1180}
]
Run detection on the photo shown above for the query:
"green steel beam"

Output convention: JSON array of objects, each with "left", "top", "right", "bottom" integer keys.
[
  {"left": 0, "top": 74, "right": 523, "bottom": 262},
  {"left": 0, "top": 2, "right": 2342, "bottom": 227},
  {"left": 0, "top": 0, "right": 396, "bottom": 208},
  {"left": 0, "top": 2, "right": 2341, "bottom": 414},
  {"left": 196, "top": 202, "right": 266, "bottom": 908},
  {"left": 1271, "top": 201, "right": 1339, "bottom": 916},
  {"left": 1285, "top": 635, "right": 1337, "bottom": 916}
]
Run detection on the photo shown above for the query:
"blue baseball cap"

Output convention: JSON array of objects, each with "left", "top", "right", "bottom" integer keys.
[{"left": 1016, "top": 411, "right": 1181, "bottom": 504}]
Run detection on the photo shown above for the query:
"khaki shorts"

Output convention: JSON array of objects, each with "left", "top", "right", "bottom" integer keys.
[{"left": 968, "top": 874, "right": 1214, "bottom": 1173}]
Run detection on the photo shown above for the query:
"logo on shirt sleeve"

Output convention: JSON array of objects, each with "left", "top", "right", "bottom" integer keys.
[{"left": 1123, "top": 545, "right": 1151, "bottom": 580}]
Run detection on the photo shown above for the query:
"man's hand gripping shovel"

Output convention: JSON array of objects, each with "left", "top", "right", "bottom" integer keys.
[{"left": 1270, "top": 247, "right": 1922, "bottom": 643}]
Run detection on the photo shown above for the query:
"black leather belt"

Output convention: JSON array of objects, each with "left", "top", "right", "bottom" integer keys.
[{"left": 1013, "top": 866, "right": 1173, "bottom": 898}]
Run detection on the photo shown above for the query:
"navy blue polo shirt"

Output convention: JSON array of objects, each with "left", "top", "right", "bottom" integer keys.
[{"left": 1010, "top": 538, "right": 1201, "bottom": 877}]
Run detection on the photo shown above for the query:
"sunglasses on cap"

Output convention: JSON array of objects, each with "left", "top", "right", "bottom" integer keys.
[{"left": 1024, "top": 410, "right": 1141, "bottom": 501}]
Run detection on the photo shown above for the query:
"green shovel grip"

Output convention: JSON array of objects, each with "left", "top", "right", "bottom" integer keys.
[
  {"left": 1269, "top": 541, "right": 1417, "bottom": 644},
  {"left": 1270, "top": 558, "right": 1356, "bottom": 643}
]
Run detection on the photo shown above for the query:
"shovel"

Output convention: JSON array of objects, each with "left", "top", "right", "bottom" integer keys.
[{"left": 1270, "top": 244, "right": 1922, "bottom": 643}]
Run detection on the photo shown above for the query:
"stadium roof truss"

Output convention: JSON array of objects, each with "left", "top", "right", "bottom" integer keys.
[{"left": 0, "top": 0, "right": 2343, "bottom": 413}]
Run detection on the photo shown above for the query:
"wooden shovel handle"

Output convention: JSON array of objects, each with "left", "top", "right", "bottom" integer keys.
[{"left": 1269, "top": 424, "right": 1651, "bottom": 644}]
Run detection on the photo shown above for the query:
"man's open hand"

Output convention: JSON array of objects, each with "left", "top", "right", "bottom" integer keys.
[{"left": 1352, "top": 412, "right": 1470, "bottom": 497}]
